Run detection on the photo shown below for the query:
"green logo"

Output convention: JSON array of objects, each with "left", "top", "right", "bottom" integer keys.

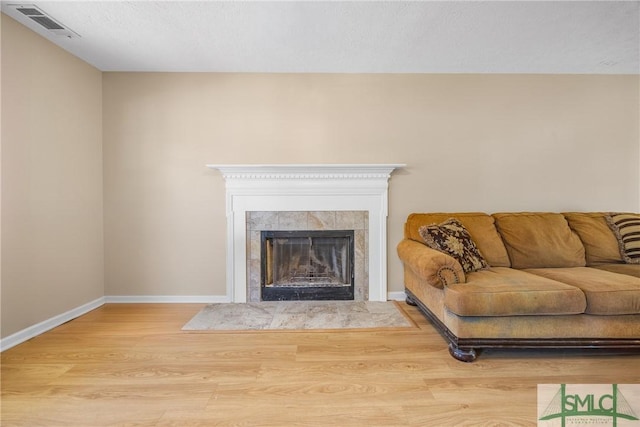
[{"left": 539, "top": 384, "right": 639, "bottom": 427}]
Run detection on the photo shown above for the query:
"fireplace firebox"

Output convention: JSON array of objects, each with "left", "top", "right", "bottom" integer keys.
[{"left": 261, "top": 230, "right": 355, "bottom": 301}]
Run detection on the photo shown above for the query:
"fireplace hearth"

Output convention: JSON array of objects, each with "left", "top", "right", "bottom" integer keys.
[{"left": 261, "top": 230, "right": 354, "bottom": 301}]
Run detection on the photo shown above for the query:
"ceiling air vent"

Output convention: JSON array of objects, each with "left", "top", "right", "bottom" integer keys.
[{"left": 8, "top": 4, "right": 79, "bottom": 38}]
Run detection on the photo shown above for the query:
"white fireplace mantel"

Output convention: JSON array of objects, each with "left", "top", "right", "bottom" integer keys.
[{"left": 207, "top": 164, "right": 405, "bottom": 302}]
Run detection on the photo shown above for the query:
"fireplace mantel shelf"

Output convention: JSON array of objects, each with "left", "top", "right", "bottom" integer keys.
[
  {"left": 207, "top": 164, "right": 405, "bottom": 180},
  {"left": 207, "top": 163, "right": 405, "bottom": 302}
]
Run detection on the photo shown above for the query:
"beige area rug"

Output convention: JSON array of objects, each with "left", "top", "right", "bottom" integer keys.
[{"left": 182, "top": 301, "right": 415, "bottom": 331}]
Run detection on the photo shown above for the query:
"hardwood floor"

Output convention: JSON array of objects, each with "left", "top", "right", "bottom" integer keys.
[{"left": 2, "top": 303, "right": 639, "bottom": 426}]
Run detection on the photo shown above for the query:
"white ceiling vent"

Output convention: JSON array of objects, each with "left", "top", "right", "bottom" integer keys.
[{"left": 8, "top": 4, "right": 79, "bottom": 38}]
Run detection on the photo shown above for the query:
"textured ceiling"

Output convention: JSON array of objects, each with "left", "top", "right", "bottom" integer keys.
[{"left": 2, "top": 1, "right": 639, "bottom": 74}]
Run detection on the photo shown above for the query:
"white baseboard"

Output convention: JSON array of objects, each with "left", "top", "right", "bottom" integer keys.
[
  {"left": 0, "top": 295, "right": 230, "bottom": 352},
  {"left": 104, "top": 295, "right": 230, "bottom": 303},
  {"left": 0, "top": 296, "right": 106, "bottom": 352},
  {"left": 387, "top": 291, "right": 407, "bottom": 301}
]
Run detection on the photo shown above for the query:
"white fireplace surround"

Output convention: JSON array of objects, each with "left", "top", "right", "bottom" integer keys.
[{"left": 207, "top": 164, "right": 404, "bottom": 302}]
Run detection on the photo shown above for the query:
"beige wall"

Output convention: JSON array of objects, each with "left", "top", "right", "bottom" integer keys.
[
  {"left": 103, "top": 73, "right": 639, "bottom": 297},
  {"left": 2, "top": 12, "right": 639, "bottom": 330},
  {"left": 1, "top": 14, "right": 103, "bottom": 338}
]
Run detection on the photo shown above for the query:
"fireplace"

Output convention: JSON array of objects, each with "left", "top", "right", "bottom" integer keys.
[
  {"left": 261, "top": 230, "right": 355, "bottom": 301},
  {"left": 247, "top": 210, "right": 367, "bottom": 302},
  {"left": 206, "top": 164, "right": 404, "bottom": 302}
]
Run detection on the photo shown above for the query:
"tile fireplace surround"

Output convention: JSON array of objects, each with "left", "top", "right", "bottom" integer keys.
[
  {"left": 207, "top": 164, "right": 404, "bottom": 302},
  {"left": 246, "top": 210, "right": 367, "bottom": 302}
]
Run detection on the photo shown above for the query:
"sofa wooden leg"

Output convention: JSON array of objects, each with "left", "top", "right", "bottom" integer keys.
[
  {"left": 405, "top": 295, "right": 418, "bottom": 306},
  {"left": 448, "top": 343, "right": 477, "bottom": 362}
]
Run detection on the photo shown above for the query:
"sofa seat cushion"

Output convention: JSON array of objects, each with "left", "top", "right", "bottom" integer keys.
[
  {"left": 444, "top": 267, "right": 586, "bottom": 317},
  {"left": 563, "top": 212, "right": 623, "bottom": 265},
  {"left": 405, "top": 213, "right": 511, "bottom": 267},
  {"left": 592, "top": 263, "right": 640, "bottom": 278},
  {"left": 525, "top": 267, "right": 640, "bottom": 315},
  {"left": 493, "top": 213, "right": 586, "bottom": 269}
]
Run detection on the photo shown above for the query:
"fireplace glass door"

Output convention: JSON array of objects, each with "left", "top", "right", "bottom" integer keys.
[{"left": 261, "top": 230, "right": 354, "bottom": 301}]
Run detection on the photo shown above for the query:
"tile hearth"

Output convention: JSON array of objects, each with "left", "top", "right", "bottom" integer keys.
[{"left": 182, "top": 301, "right": 412, "bottom": 330}]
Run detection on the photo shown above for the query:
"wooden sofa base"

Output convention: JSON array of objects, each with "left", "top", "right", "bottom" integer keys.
[{"left": 405, "top": 289, "right": 640, "bottom": 362}]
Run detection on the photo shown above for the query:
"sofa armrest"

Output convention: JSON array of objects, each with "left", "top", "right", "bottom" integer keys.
[{"left": 397, "top": 239, "right": 466, "bottom": 288}]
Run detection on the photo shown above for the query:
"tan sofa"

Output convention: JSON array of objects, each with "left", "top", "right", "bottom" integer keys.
[{"left": 397, "top": 212, "right": 640, "bottom": 362}]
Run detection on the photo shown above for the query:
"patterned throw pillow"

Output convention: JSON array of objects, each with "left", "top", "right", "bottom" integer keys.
[
  {"left": 606, "top": 213, "right": 640, "bottom": 264},
  {"left": 418, "top": 218, "right": 489, "bottom": 273}
]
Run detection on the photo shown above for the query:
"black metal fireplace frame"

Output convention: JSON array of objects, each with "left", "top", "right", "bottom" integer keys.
[{"left": 260, "top": 230, "right": 355, "bottom": 301}]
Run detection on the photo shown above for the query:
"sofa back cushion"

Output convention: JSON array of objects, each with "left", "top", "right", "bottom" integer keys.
[
  {"left": 405, "top": 213, "right": 511, "bottom": 267},
  {"left": 563, "top": 212, "right": 623, "bottom": 265},
  {"left": 493, "top": 212, "right": 586, "bottom": 269}
]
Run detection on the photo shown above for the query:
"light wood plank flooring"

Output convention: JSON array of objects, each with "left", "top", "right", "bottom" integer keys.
[{"left": 2, "top": 303, "right": 639, "bottom": 426}]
